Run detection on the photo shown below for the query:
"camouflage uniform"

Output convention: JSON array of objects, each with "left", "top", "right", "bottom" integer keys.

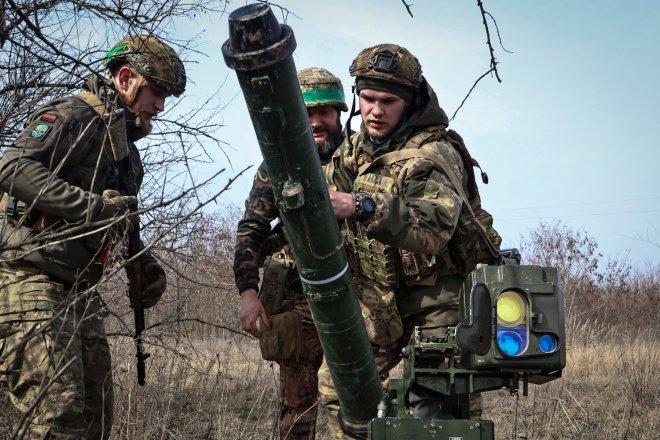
[
  {"left": 233, "top": 68, "right": 346, "bottom": 439},
  {"left": 234, "top": 163, "right": 325, "bottom": 440},
  {"left": 320, "top": 44, "right": 498, "bottom": 437},
  {"left": 0, "top": 35, "right": 184, "bottom": 439}
]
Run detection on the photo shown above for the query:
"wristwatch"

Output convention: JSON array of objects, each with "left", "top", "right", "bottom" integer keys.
[{"left": 353, "top": 192, "right": 376, "bottom": 221}]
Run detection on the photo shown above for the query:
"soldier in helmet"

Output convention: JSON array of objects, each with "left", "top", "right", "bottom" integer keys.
[
  {"left": 0, "top": 35, "right": 185, "bottom": 439},
  {"left": 234, "top": 67, "right": 348, "bottom": 439},
  {"left": 321, "top": 44, "right": 501, "bottom": 437}
]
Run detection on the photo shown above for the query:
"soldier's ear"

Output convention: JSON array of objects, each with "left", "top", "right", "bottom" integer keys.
[
  {"left": 114, "top": 65, "right": 145, "bottom": 94},
  {"left": 114, "top": 65, "right": 134, "bottom": 93},
  {"left": 114, "top": 65, "right": 146, "bottom": 105}
]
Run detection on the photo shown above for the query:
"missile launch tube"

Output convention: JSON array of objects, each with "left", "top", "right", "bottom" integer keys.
[{"left": 222, "top": 3, "right": 382, "bottom": 432}]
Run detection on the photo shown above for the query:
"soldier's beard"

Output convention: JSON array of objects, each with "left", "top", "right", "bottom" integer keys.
[
  {"left": 316, "top": 127, "right": 343, "bottom": 162},
  {"left": 134, "top": 116, "right": 152, "bottom": 140}
]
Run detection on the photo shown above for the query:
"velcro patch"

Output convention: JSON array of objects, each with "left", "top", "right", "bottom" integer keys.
[
  {"left": 40, "top": 113, "right": 58, "bottom": 123},
  {"left": 28, "top": 123, "right": 52, "bottom": 141}
]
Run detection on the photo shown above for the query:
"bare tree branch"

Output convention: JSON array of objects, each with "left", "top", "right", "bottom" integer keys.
[
  {"left": 477, "top": 0, "right": 502, "bottom": 83},
  {"left": 449, "top": 0, "right": 509, "bottom": 120},
  {"left": 484, "top": 10, "right": 513, "bottom": 54},
  {"left": 450, "top": 68, "right": 493, "bottom": 121},
  {"left": 401, "top": 0, "right": 414, "bottom": 18}
]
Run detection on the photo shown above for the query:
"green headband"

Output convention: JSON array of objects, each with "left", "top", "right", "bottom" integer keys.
[
  {"left": 104, "top": 43, "right": 129, "bottom": 67},
  {"left": 302, "top": 88, "right": 345, "bottom": 105}
]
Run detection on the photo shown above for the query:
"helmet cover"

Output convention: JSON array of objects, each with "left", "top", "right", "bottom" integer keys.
[
  {"left": 349, "top": 43, "right": 423, "bottom": 91},
  {"left": 298, "top": 67, "right": 348, "bottom": 112},
  {"left": 104, "top": 35, "right": 186, "bottom": 97}
]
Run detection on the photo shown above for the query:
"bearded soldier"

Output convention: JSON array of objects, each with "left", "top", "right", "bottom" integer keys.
[
  {"left": 322, "top": 44, "right": 501, "bottom": 437},
  {"left": 0, "top": 35, "right": 185, "bottom": 439},
  {"left": 234, "top": 68, "right": 348, "bottom": 439}
]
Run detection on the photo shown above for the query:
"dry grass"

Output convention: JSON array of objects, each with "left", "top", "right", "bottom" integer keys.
[
  {"left": 485, "top": 329, "right": 659, "bottom": 440},
  {"left": 109, "top": 334, "right": 282, "bottom": 440},
  {"left": 104, "top": 323, "right": 659, "bottom": 440},
  {"left": 1, "top": 219, "right": 658, "bottom": 439}
]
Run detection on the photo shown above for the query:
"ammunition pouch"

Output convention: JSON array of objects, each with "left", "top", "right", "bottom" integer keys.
[
  {"left": 258, "top": 310, "right": 303, "bottom": 363},
  {"left": 399, "top": 249, "right": 451, "bottom": 286},
  {"left": 345, "top": 228, "right": 404, "bottom": 345},
  {"left": 349, "top": 173, "right": 398, "bottom": 288},
  {"left": 355, "top": 280, "right": 404, "bottom": 346},
  {"left": 258, "top": 254, "right": 297, "bottom": 317},
  {"left": 3, "top": 195, "right": 26, "bottom": 218},
  {"left": 346, "top": 226, "right": 397, "bottom": 288}
]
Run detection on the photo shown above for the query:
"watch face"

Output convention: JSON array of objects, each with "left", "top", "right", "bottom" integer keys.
[{"left": 362, "top": 197, "right": 376, "bottom": 213}]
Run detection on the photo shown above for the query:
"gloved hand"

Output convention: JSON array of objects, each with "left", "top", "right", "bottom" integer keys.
[
  {"left": 87, "top": 190, "right": 136, "bottom": 250},
  {"left": 141, "top": 257, "right": 167, "bottom": 309},
  {"left": 96, "top": 189, "right": 137, "bottom": 222}
]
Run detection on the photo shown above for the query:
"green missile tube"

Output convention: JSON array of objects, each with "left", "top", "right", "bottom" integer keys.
[{"left": 222, "top": 3, "right": 382, "bottom": 433}]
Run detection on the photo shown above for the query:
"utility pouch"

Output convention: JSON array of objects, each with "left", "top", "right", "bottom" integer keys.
[
  {"left": 399, "top": 250, "right": 442, "bottom": 286},
  {"left": 355, "top": 281, "right": 404, "bottom": 346},
  {"left": 259, "top": 311, "right": 303, "bottom": 363},
  {"left": 0, "top": 220, "right": 101, "bottom": 287},
  {"left": 259, "top": 255, "right": 295, "bottom": 317}
]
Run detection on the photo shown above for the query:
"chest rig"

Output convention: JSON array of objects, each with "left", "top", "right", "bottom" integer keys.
[
  {"left": 344, "top": 126, "right": 502, "bottom": 289},
  {"left": 344, "top": 130, "right": 451, "bottom": 289}
]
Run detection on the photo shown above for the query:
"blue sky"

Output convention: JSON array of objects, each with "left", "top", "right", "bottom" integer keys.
[{"left": 174, "top": 0, "right": 660, "bottom": 268}]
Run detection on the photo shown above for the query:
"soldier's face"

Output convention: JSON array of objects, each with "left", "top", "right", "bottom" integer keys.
[
  {"left": 117, "top": 67, "right": 170, "bottom": 139},
  {"left": 359, "top": 89, "right": 407, "bottom": 140},
  {"left": 307, "top": 105, "right": 342, "bottom": 158},
  {"left": 307, "top": 106, "right": 340, "bottom": 144},
  {"left": 129, "top": 80, "right": 170, "bottom": 139}
]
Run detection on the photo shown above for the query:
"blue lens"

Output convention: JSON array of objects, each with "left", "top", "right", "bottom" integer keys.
[
  {"left": 497, "top": 329, "right": 526, "bottom": 356},
  {"left": 538, "top": 334, "right": 558, "bottom": 353}
]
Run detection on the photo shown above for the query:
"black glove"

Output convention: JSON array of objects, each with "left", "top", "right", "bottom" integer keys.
[
  {"left": 87, "top": 190, "right": 136, "bottom": 251},
  {"left": 96, "top": 189, "right": 137, "bottom": 221},
  {"left": 141, "top": 256, "right": 166, "bottom": 309}
]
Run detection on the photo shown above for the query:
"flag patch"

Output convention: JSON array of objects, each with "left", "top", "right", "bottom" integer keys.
[{"left": 40, "top": 113, "right": 58, "bottom": 122}]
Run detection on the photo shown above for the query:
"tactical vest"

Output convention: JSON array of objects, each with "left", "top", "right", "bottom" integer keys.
[{"left": 345, "top": 128, "right": 501, "bottom": 288}]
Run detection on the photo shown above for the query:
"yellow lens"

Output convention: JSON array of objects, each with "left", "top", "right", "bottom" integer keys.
[{"left": 497, "top": 291, "right": 525, "bottom": 325}]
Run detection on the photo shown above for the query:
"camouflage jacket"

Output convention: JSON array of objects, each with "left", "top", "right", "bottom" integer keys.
[
  {"left": 327, "top": 82, "right": 465, "bottom": 258},
  {"left": 233, "top": 149, "right": 339, "bottom": 294},
  {"left": 0, "top": 74, "right": 145, "bottom": 284},
  {"left": 233, "top": 162, "right": 278, "bottom": 294}
]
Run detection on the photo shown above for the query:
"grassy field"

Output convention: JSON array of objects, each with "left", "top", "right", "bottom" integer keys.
[
  {"left": 109, "top": 323, "right": 660, "bottom": 439},
  {"left": 1, "top": 305, "right": 658, "bottom": 440},
  {"left": 1, "top": 220, "right": 658, "bottom": 439}
]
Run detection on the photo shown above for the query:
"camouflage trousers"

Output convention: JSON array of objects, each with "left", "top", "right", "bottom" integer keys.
[
  {"left": 318, "top": 276, "right": 483, "bottom": 439},
  {"left": 276, "top": 295, "right": 324, "bottom": 440},
  {"left": 0, "top": 263, "right": 113, "bottom": 440}
]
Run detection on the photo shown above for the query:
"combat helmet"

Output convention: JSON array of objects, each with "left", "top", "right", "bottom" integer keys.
[
  {"left": 298, "top": 67, "right": 348, "bottom": 112},
  {"left": 349, "top": 43, "right": 424, "bottom": 101},
  {"left": 104, "top": 35, "right": 187, "bottom": 97}
]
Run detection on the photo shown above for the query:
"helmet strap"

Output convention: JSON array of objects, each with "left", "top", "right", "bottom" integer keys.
[{"left": 346, "top": 83, "right": 360, "bottom": 155}]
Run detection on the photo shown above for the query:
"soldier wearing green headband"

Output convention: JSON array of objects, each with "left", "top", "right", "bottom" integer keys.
[
  {"left": 0, "top": 34, "right": 185, "bottom": 439},
  {"left": 233, "top": 67, "right": 347, "bottom": 439}
]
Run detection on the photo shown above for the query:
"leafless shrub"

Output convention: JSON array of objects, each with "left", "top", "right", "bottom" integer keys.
[{"left": 518, "top": 220, "right": 654, "bottom": 341}]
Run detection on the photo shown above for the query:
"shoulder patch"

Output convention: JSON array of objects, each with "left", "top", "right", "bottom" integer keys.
[
  {"left": 29, "top": 123, "right": 52, "bottom": 141},
  {"left": 40, "top": 113, "right": 58, "bottom": 123}
]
